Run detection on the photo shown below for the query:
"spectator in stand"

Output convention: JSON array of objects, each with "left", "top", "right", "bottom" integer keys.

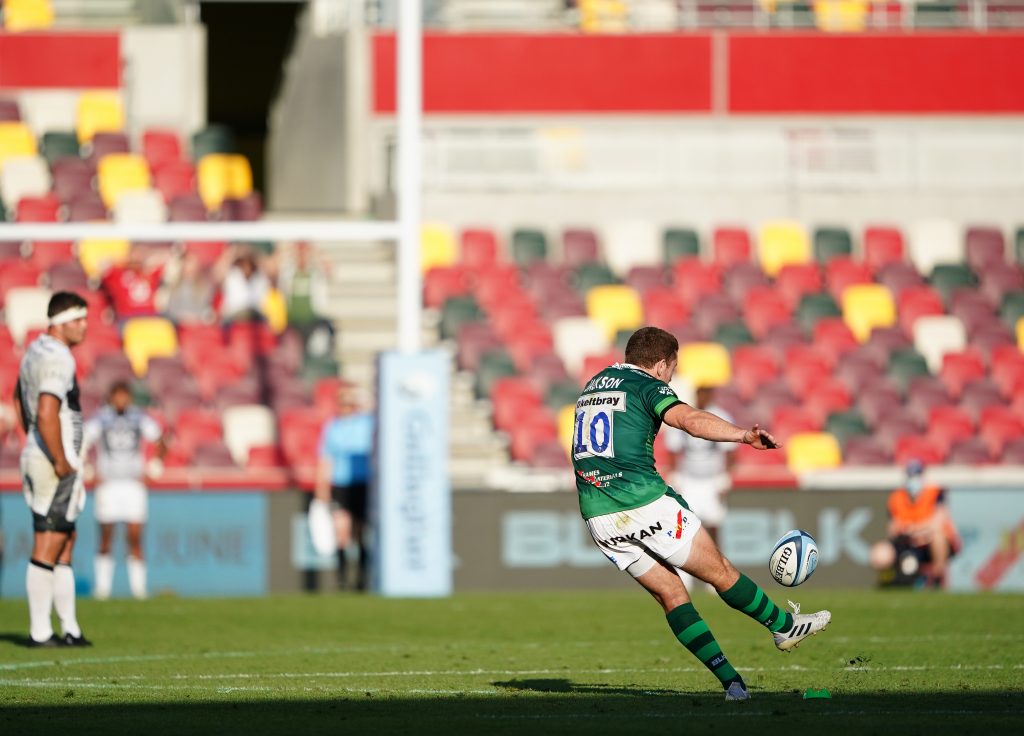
[
  {"left": 101, "top": 244, "right": 167, "bottom": 320},
  {"left": 164, "top": 250, "right": 217, "bottom": 324},
  {"left": 869, "top": 459, "right": 962, "bottom": 589},
  {"left": 219, "top": 246, "right": 270, "bottom": 323},
  {"left": 277, "top": 241, "right": 334, "bottom": 357}
]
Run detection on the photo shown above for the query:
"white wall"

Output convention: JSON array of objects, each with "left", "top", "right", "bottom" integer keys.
[{"left": 122, "top": 25, "right": 206, "bottom": 136}]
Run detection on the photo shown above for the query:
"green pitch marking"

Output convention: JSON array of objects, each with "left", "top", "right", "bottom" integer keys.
[{"left": 0, "top": 590, "right": 1021, "bottom": 736}]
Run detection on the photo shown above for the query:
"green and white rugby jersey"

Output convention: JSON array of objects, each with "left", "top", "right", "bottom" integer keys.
[{"left": 572, "top": 363, "right": 684, "bottom": 520}]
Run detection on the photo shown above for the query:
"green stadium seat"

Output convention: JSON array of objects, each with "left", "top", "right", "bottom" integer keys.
[
  {"left": 300, "top": 355, "right": 340, "bottom": 382},
  {"left": 825, "top": 410, "right": 870, "bottom": 447},
  {"left": 714, "top": 321, "right": 754, "bottom": 351},
  {"left": 614, "top": 328, "right": 632, "bottom": 352},
  {"left": 797, "top": 293, "right": 842, "bottom": 334},
  {"left": 40, "top": 131, "right": 80, "bottom": 165},
  {"left": 574, "top": 262, "right": 619, "bottom": 293},
  {"left": 440, "top": 296, "right": 482, "bottom": 340},
  {"left": 663, "top": 228, "right": 700, "bottom": 264},
  {"left": 813, "top": 227, "right": 853, "bottom": 264},
  {"left": 1001, "top": 292, "right": 1024, "bottom": 331},
  {"left": 475, "top": 349, "right": 517, "bottom": 398},
  {"left": 191, "top": 124, "right": 234, "bottom": 160},
  {"left": 545, "top": 379, "right": 582, "bottom": 410},
  {"left": 1015, "top": 227, "right": 1024, "bottom": 264},
  {"left": 929, "top": 263, "right": 977, "bottom": 304},
  {"left": 511, "top": 229, "right": 548, "bottom": 267},
  {"left": 887, "top": 349, "right": 931, "bottom": 391}
]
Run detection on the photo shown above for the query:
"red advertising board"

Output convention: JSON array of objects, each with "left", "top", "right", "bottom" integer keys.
[{"left": 0, "top": 32, "right": 120, "bottom": 89}]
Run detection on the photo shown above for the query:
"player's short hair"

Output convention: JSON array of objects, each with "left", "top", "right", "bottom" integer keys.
[
  {"left": 47, "top": 291, "right": 87, "bottom": 318},
  {"left": 108, "top": 380, "right": 132, "bottom": 397},
  {"left": 624, "top": 327, "right": 679, "bottom": 368}
]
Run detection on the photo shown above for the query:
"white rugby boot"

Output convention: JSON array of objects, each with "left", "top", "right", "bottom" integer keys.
[
  {"left": 724, "top": 681, "right": 749, "bottom": 701},
  {"left": 773, "top": 600, "right": 831, "bottom": 652}
]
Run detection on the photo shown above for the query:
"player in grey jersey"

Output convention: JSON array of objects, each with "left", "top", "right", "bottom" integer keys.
[
  {"left": 84, "top": 380, "right": 166, "bottom": 599},
  {"left": 13, "top": 291, "right": 91, "bottom": 647}
]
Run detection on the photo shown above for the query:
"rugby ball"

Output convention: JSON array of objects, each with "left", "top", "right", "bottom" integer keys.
[{"left": 769, "top": 529, "right": 818, "bottom": 587}]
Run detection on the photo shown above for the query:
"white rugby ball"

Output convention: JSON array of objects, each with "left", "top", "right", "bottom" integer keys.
[{"left": 769, "top": 529, "right": 818, "bottom": 587}]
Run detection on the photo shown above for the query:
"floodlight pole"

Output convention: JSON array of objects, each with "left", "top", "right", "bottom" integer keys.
[{"left": 396, "top": 0, "right": 423, "bottom": 353}]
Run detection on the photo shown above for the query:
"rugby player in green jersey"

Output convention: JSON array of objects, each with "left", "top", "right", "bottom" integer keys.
[{"left": 573, "top": 327, "right": 831, "bottom": 701}]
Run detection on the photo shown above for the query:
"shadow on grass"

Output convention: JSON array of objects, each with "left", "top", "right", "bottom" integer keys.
[
  {"left": 0, "top": 690, "right": 1021, "bottom": 736},
  {"left": 0, "top": 632, "right": 34, "bottom": 647}
]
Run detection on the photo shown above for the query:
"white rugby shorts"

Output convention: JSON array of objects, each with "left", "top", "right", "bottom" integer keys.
[
  {"left": 21, "top": 444, "right": 78, "bottom": 532},
  {"left": 95, "top": 480, "right": 148, "bottom": 523},
  {"left": 586, "top": 492, "right": 702, "bottom": 578}
]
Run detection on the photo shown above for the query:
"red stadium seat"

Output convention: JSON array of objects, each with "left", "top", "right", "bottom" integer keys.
[
  {"left": 743, "top": 287, "right": 791, "bottom": 340},
  {"left": 775, "top": 263, "right": 822, "bottom": 311},
  {"left": 626, "top": 266, "right": 667, "bottom": 295},
  {"left": 734, "top": 442, "right": 787, "bottom": 467},
  {"left": 142, "top": 129, "right": 182, "bottom": 172},
  {"left": 927, "top": 405, "right": 975, "bottom": 451},
  {"left": 642, "top": 287, "right": 689, "bottom": 329},
  {"left": 530, "top": 438, "right": 570, "bottom": 469},
  {"left": 863, "top": 226, "right": 905, "bottom": 272},
  {"left": 978, "top": 406, "right": 1024, "bottom": 456},
  {"left": 66, "top": 193, "right": 108, "bottom": 222},
  {"left": 964, "top": 226, "right": 1006, "bottom": 273},
  {"left": 173, "top": 408, "right": 223, "bottom": 457},
  {"left": 580, "top": 350, "right": 621, "bottom": 383},
  {"left": 31, "top": 242, "right": 76, "bottom": 271},
  {"left": 506, "top": 323, "right": 555, "bottom": 370},
  {"left": 992, "top": 349, "right": 1024, "bottom": 397},
  {"left": 509, "top": 411, "right": 557, "bottom": 462},
  {"left": 894, "top": 435, "right": 946, "bottom": 466},
  {"left": 247, "top": 444, "right": 286, "bottom": 468},
  {"left": 771, "top": 406, "right": 822, "bottom": 443},
  {"left": 713, "top": 228, "right": 751, "bottom": 269},
  {"left": 812, "top": 318, "right": 859, "bottom": 362},
  {"left": 168, "top": 194, "right": 208, "bottom": 222},
  {"left": 843, "top": 436, "right": 893, "bottom": 464},
  {"left": 562, "top": 228, "right": 600, "bottom": 268},
  {"left": 939, "top": 350, "right": 986, "bottom": 398},
  {"left": 473, "top": 265, "right": 521, "bottom": 311},
  {"left": 672, "top": 258, "right": 721, "bottom": 309},
  {"left": 492, "top": 377, "right": 544, "bottom": 432},
  {"left": 460, "top": 228, "right": 499, "bottom": 271},
  {"left": 826, "top": 257, "right": 873, "bottom": 300},
  {"left": 946, "top": 438, "right": 994, "bottom": 465},
  {"left": 0, "top": 261, "right": 41, "bottom": 306},
  {"left": 897, "top": 286, "right": 945, "bottom": 335},
  {"left": 724, "top": 263, "right": 770, "bottom": 305},
  {"left": 423, "top": 265, "right": 469, "bottom": 308},
  {"left": 16, "top": 194, "right": 60, "bottom": 222},
  {"left": 803, "top": 378, "right": 853, "bottom": 423},
  {"left": 731, "top": 345, "right": 778, "bottom": 400},
  {"left": 154, "top": 160, "right": 196, "bottom": 203},
  {"left": 877, "top": 262, "right": 924, "bottom": 298}
]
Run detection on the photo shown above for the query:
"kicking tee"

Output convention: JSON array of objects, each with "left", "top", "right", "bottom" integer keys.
[{"left": 572, "top": 363, "right": 684, "bottom": 520}]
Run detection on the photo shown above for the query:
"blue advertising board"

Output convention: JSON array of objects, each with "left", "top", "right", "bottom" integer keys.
[
  {"left": 0, "top": 491, "right": 267, "bottom": 598},
  {"left": 947, "top": 487, "right": 1024, "bottom": 592},
  {"left": 373, "top": 350, "right": 452, "bottom": 597}
]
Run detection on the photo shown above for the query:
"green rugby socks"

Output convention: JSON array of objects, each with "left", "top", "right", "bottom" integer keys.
[
  {"left": 720, "top": 573, "right": 793, "bottom": 633},
  {"left": 667, "top": 603, "right": 744, "bottom": 690}
]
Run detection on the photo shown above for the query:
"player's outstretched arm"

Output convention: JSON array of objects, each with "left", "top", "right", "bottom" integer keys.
[{"left": 663, "top": 404, "right": 780, "bottom": 450}]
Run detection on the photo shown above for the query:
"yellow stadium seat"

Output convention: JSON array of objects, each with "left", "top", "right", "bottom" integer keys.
[
  {"left": 262, "top": 288, "right": 288, "bottom": 334},
  {"left": 123, "top": 317, "right": 179, "bottom": 377},
  {"left": 97, "top": 154, "right": 151, "bottom": 209},
  {"left": 196, "top": 153, "right": 253, "bottom": 211},
  {"left": 579, "top": 0, "right": 629, "bottom": 32},
  {"left": 0, "top": 122, "right": 38, "bottom": 166},
  {"left": 3, "top": 0, "right": 54, "bottom": 31},
  {"left": 420, "top": 222, "right": 457, "bottom": 272},
  {"left": 841, "top": 283, "right": 896, "bottom": 342},
  {"left": 78, "top": 238, "right": 130, "bottom": 279},
  {"left": 677, "top": 342, "right": 731, "bottom": 388},
  {"left": 586, "top": 285, "right": 643, "bottom": 341},
  {"left": 814, "top": 0, "right": 868, "bottom": 32},
  {"left": 758, "top": 221, "right": 810, "bottom": 277},
  {"left": 786, "top": 432, "right": 842, "bottom": 473},
  {"left": 1017, "top": 317, "right": 1024, "bottom": 351},
  {"left": 76, "top": 93, "right": 124, "bottom": 143},
  {"left": 558, "top": 404, "right": 577, "bottom": 459}
]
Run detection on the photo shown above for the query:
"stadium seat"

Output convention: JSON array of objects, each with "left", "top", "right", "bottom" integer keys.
[
  {"left": 1, "top": 155, "right": 51, "bottom": 206},
  {"left": 247, "top": 444, "right": 286, "bottom": 468},
  {"left": 586, "top": 285, "right": 643, "bottom": 341},
  {"left": 0, "top": 98, "right": 19, "bottom": 122},
  {"left": 824, "top": 409, "right": 870, "bottom": 447},
  {"left": 908, "top": 219, "right": 962, "bottom": 276},
  {"left": 710, "top": 231, "right": 750, "bottom": 270},
  {"left": 16, "top": 193, "right": 60, "bottom": 222},
  {"left": 88, "top": 132, "right": 131, "bottom": 163},
  {"left": 511, "top": 228, "right": 548, "bottom": 267},
  {"left": 813, "top": 226, "right": 853, "bottom": 263},
  {"left": 713, "top": 322, "right": 754, "bottom": 351},
  {"left": 423, "top": 265, "right": 469, "bottom": 309},
  {"left": 113, "top": 189, "right": 167, "bottom": 224},
  {"left": 141, "top": 129, "right": 182, "bottom": 171},
  {"left": 51, "top": 157, "right": 94, "bottom": 204},
  {"left": 950, "top": 289, "right": 999, "bottom": 332},
  {"left": 192, "top": 440, "right": 238, "bottom": 468},
  {"left": 999, "top": 292, "right": 1024, "bottom": 331},
  {"left": 887, "top": 349, "right": 931, "bottom": 392},
  {"left": 506, "top": 323, "right": 555, "bottom": 371},
  {"left": 3, "top": 286, "right": 50, "bottom": 344},
  {"left": 625, "top": 266, "right": 666, "bottom": 295},
  {"left": 894, "top": 435, "right": 946, "bottom": 466},
  {"left": 475, "top": 349, "right": 518, "bottom": 399},
  {"left": 439, "top": 296, "right": 482, "bottom": 340},
  {"left": 979, "top": 406, "right": 1024, "bottom": 456},
  {"left": 562, "top": 228, "right": 600, "bottom": 267},
  {"left": 2, "top": 0, "right": 54, "bottom": 30},
  {"left": 168, "top": 194, "right": 208, "bottom": 222},
  {"left": 906, "top": 377, "right": 954, "bottom": 425},
  {"left": 839, "top": 286, "right": 897, "bottom": 343},
  {"left": 757, "top": 220, "right": 810, "bottom": 277},
  {"left": 785, "top": 432, "right": 842, "bottom": 473},
  {"left": 857, "top": 383, "right": 905, "bottom": 427},
  {"left": 492, "top": 377, "right": 544, "bottom": 432},
  {"left": 553, "top": 316, "right": 610, "bottom": 376},
  {"left": 965, "top": 226, "right": 1006, "bottom": 272},
  {"left": 574, "top": 262, "right": 619, "bottom": 293},
  {"left": 122, "top": 317, "right": 179, "bottom": 376},
  {"left": 812, "top": 317, "right": 858, "bottom": 362},
  {"left": 842, "top": 436, "right": 892, "bottom": 464},
  {"left": 929, "top": 264, "right": 977, "bottom": 305},
  {"left": 927, "top": 405, "right": 975, "bottom": 453},
  {"left": 605, "top": 220, "right": 660, "bottom": 276},
  {"left": 992, "top": 348, "right": 1024, "bottom": 397},
  {"left": 222, "top": 404, "right": 278, "bottom": 466},
  {"left": 946, "top": 438, "right": 994, "bottom": 465},
  {"left": 898, "top": 286, "right": 946, "bottom": 335},
  {"left": 804, "top": 378, "right": 853, "bottom": 423},
  {"left": 863, "top": 226, "right": 905, "bottom": 272},
  {"left": 814, "top": 0, "right": 869, "bottom": 31},
  {"left": 196, "top": 153, "right": 252, "bottom": 211},
  {"left": 78, "top": 238, "right": 130, "bottom": 279},
  {"left": 797, "top": 292, "right": 842, "bottom": 334},
  {"left": 940, "top": 350, "right": 986, "bottom": 399},
  {"left": 0, "top": 122, "right": 37, "bottom": 166},
  {"left": 743, "top": 287, "right": 791, "bottom": 340},
  {"left": 97, "top": 154, "right": 151, "bottom": 209},
  {"left": 672, "top": 258, "right": 722, "bottom": 308},
  {"left": 660, "top": 227, "right": 700, "bottom": 265},
  {"left": 877, "top": 261, "right": 924, "bottom": 298},
  {"left": 783, "top": 343, "right": 833, "bottom": 387},
  {"left": 44, "top": 254, "right": 87, "bottom": 287},
  {"left": 913, "top": 315, "right": 967, "bottom": 374},
  {"left": 772, "top": 406, "right": 822, "bottom": 444},
  {"left": 731, "top": 345, "right": 778, "bottom": 399},
  {"left": 40, "top": 131, "right": 80, "bottom": 165},
  {"left": 76, "top": 93, "right": 124, "bottom": 143},
  {"left": 775, "top": 263, "right": 822, "bottom": 310},
  {"left": 153, "top": 161, "right": 196, "bottom": 203},
  {"left": 642, "top": 288, "right": 689, "bottom": 329},
  {"left": 723, "top": 262, "right": 770, "bottom": 304},
  {"left": 678, "top": 342, "right": 731, "bottom": 388},
  {"left": 694, "top": 294, "right": 740, "bottom": 337},
  {"left": 420, "top": 222, "right": 457, "bottom": 272},
  {"left": 509, "top": 411, "right": 559, "bottom": 464},
  {"left": 826, "top": 257, "right": 873, "bottom": 300},
  {"left": 191, "top": 125, "right": 235, "bottom": 160},
  {"left": 460, "top": 228, "right": 499, "bottom": 270}
]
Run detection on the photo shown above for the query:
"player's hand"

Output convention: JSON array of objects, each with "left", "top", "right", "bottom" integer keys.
[
  {"left": 743, "top": 424, "right": 780, "bottom": 450},
  {"left": 145, "top": 457, "right": 164, "bottom": 479},
  {"left": 54, "top": 458, "right": 74, "bottom": 479}
]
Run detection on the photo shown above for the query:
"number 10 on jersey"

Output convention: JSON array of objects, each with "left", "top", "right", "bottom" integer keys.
[{"left": 573, "top": 391, "right": 626, "bottom": 460}]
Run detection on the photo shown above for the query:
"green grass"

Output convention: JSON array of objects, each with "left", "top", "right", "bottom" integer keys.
[{"left": 1, "top": 590, "right": 1022, "bottom": 735}]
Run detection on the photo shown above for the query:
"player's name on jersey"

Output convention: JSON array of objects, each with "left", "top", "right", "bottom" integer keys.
[
  {"left": 583, "top": 375, "right": 625, "bottom": 392},
  {"left": 576, "top": 393, "right": 625, "bottom": 408}
]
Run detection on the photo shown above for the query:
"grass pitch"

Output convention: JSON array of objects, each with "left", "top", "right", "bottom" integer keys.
[{"left": 1, "top": 589, "right": 1021, "bottom": 735}]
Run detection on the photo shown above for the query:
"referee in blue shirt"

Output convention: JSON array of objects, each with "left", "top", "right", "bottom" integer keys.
[{"left": 314, "top": 385, "right": 374, "bottom": 590}]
